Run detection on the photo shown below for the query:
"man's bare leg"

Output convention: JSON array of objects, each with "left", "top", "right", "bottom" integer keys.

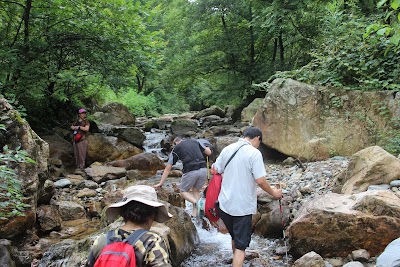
[
  {"left": 180, "top": 191, "right": 198, "bottom": 217},
  {"left": 232, "top": 248, "right": 245, "bottom": 267}
]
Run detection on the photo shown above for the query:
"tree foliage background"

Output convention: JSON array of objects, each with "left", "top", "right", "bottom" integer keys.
[{"left": 0, "top": 0, "right": 398, "bottom": 128}]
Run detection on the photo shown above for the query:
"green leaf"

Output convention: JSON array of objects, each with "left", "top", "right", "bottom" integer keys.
[
  {"left": 377, "top": 0, "right": 389, "bottom": 8},
  {"left": 391, "top": 0, "right": 400, "bottom": 10},
  {"left": 389, "top": 34, "right": 400, "bottom": 45}
]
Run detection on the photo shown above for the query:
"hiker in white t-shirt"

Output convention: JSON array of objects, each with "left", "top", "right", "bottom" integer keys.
[{"left": 213, "top": 126, "right": 282, "bottom": 267}]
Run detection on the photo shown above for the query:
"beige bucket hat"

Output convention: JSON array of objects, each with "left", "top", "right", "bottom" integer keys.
[{"left": 106, "top": 185, "right": 173, "bottom": 223}]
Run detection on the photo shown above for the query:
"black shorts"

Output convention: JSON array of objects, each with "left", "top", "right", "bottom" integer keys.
[{"left": 217, "top": 206, "right": 252, "bottom": 250}]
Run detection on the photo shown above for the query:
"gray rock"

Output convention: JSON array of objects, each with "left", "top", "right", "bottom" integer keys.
[
  {"left": 352, "top": 249, "right": 370, "bottom": 261},
  {"left": 376, "top": 237, "right": 400, "bottom": 267},
  {"left": 293, "top": 251, "right": 325, "bottom": 267},
  {"left": 390, "top": 180, "right": 400, "bottom": 187},
  {"left": 78, "top": 180, "right": 99, "bottom": 189},
  {"left": 53, "top": 178, "right": 72, "bottom": 188},
  {"left": 367, "top": 184, "right": 391, "bottom": 191},
  {"left": 343, "top": 261, "right": 364, "bottom": 267}
]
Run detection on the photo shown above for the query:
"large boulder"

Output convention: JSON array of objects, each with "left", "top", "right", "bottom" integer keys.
[
  {"left": 333, "top": 146, "right": 400, "bottom": 194},
  {"left": 41, "top": 134, "right": 74, "bottom": 167},
  {"left": 287, "top": 190, "right": 400, "bottom": 258},
  {"left": 170, "top": 119, "right": 198, "bottom": 136},
  {"left": 107, "top": 152, "right": 165, "bottom": 175},
  {"left": 92, "top": 102, "right": 135, "bottom": 125},
  {"left": 253, "top": 78, "right": 400, "bottom": 161},
  {"left": 194, "top": 105, "right": 225, "bottom": 119},
  {"left": 0, "top": 98, "right": 49, "bottom": 239},
  {"left": 85, "top": 165, "right": 127, "bottom": 183},
  {"left": 38, "top": 205, "right": 198, "bottom": 267},
  {"left": 241, "top": 98, "right": 264, "bottom": 122},
  {"left": 164, "top": 205, "right": 199, "bottom": 266},
  {"left": 86, "top": 133, "right": 142, "bottom": 164}
]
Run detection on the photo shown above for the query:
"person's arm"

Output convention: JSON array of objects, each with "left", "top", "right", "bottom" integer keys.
[
  {"left": 79, "top": 121, "right": 90, "bottom": 132},
  {"left": 255, "top": 177, "right": 282, "bottom": 199},
  {"left": 154, "top": 163, "right": 172, "bottom": 190}
]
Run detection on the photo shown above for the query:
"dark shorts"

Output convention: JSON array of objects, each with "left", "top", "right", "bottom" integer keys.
[{"left": 217, "top": 206, "right": 252, "bottom": 250}]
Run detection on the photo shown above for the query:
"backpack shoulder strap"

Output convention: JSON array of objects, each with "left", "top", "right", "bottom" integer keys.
[
  {"left": 105, "top": 229, "right": 121, "bottom": 245},
  {"left": 224, "top": 143, "right": 249, "bottom": 169},
  {"left": 124, "top": 229, "right": 148, "bottom": 246}
]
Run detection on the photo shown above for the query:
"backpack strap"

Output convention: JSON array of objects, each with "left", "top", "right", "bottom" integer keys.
[
  {"left": 105, "top": 229, "right": 121, "bottom": 245},
  {"left": 124, "top": 229, "right": 148, "bottom": 246},
  {"left": 224, "top": 143, "right": 248, "bottom": 170}
]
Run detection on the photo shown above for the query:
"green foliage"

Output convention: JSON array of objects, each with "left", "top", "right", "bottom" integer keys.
[
  {"left": 273, "top": 1, "right": 400, "bottom": 91},
  {"left": 0, "top": 143, "right": 35, "bottom": 221}
]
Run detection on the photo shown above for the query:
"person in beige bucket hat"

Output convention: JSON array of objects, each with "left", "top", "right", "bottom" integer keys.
[{"left": 86, "top": 185, "right": 173, "bottom": 267}]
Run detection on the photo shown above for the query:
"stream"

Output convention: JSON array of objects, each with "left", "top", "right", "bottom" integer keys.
[{"left": 143, "top": 130, "right": 292, "bottom": 267}]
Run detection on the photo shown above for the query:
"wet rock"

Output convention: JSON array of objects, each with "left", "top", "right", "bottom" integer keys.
[
  {"left": 200, "top": 115, "right": 224, "bottom": 127},
  {"left": 113, "top": 126, "right": 145, "bottom": 147},
  {"left": 38, "top": 238, "right": 91, "bottom": 267},
  {"left": 164, "top": 205, "right": 199, "bottom": 266},
  {"left": 293, "top": 251, "right": 325, "bottom": 267},
  {"left": 54, "top": 201, "right": 86, "bottom": 221},
  {"left": 36, "top": 205, "right": 62, "bottom": 233}
]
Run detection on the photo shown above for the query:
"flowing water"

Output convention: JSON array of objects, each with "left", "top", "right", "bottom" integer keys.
[
  {"left": 180, "top": 202, "right": 290, "bottom": 267},
  {"left": 144, "top": 131, "right": 292, "bottom": 267}
]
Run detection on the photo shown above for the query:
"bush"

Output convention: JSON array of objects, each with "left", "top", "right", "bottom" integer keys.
[{"left": 0, "top": 144, "right": 35, "bottom": 221}]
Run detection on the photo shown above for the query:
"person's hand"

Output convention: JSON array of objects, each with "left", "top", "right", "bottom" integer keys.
[
  {"left": 272, "top": 189, "right": 283, "bottom": 200},
  {"left": 153, "top": 183, "right": 163, "bottom": 190}
]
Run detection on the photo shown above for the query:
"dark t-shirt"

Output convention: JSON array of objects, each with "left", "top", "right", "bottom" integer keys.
[{"left": 167, "top": 139, "right": 206, "bottom": 173}]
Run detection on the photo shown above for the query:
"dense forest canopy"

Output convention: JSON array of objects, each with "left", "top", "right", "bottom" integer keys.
[{"left": 0, "top": 0, "right": 399, "bottom": 127}]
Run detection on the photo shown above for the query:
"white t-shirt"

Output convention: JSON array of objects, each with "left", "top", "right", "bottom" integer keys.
[{"left": 214, "top": 139, "right": 267, "bottom": 216}]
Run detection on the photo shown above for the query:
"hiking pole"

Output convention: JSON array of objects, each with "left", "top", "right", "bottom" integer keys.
[
  {"left": 277, "top": 183, "right": 289, "bottom": 266},
  {"left": 206, "top": 156, "right": 210, "bottom": 183}
]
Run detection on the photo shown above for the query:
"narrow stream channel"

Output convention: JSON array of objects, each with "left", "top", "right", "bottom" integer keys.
[{"left": 143, "top": 130, "right": 292, "bottom": 267}]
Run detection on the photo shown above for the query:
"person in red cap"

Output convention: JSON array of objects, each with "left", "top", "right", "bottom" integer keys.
[{"left": 71, "top": 108, "right": 90, "bottom": 169}]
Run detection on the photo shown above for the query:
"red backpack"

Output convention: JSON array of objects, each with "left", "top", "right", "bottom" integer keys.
[
  {"left": 204, "top": 173, "right": 222, "bottom": 222},
  {"left": 94, "top": 229, "right": 147, "bottom": 267},
  {"left": 204, "top": 144, "right": 248, "bottom": 223}
]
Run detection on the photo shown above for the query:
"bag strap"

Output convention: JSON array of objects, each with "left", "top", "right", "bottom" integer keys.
[
  {"left": 124, "top": 229, "right": 148, "bottom": 246},
  {"left": 224, "top": 143, "right": 249, "bottom": 170},
  {"left": 105, "top": 229, "right": 147, "bottom": 246}
]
